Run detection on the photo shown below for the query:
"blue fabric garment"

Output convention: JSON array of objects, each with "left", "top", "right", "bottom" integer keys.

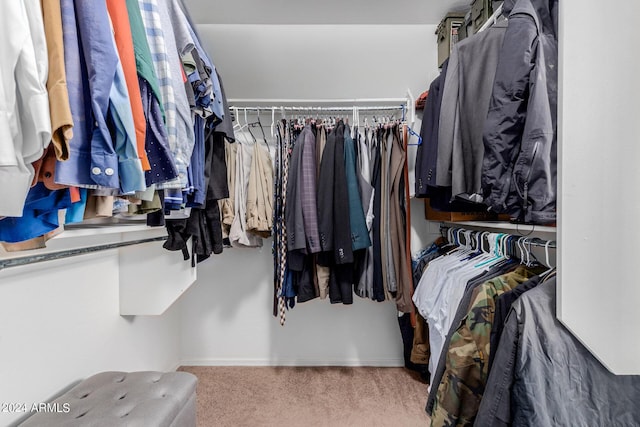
[
  {"left": 283, "top": 269, "right": 296, "bottom": 309},
  {"left": 74, "top": 0, "right": 120, "bottom": 189},
  {"left": 140, "top": 77, "right": 178, "bottom": 186},
  {"left": 0, "top": 184, "right": 74, "bottom": 243},
  {"left": 187, "top": 57, "right": 211, "bottom": 113},
  {"left": 164, "top": 189, "right": 185, "bottom": 211},
  {"left": 65, "top": 188, "right": 88, "bottom": 224},
  {"left": 181, "top": 13, "right": 224, "bottom": 121},
  {"left": 109, "top": 47, "right": 146, "bottom": 193},
  {"left": 186, "top": 115, "right": 205, "bottom": 208},
  {"left": 55, "top": 0, "right": 94, "bottom": 188}
]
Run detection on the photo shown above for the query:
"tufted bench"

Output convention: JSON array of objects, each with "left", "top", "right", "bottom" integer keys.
[{"left": 19, "top": 371, "right": 197, "bottom": 427}]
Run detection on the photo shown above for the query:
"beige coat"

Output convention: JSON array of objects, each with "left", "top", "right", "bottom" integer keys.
[{"left": 41, "top": 0, "right": 73, "bottom": 161}]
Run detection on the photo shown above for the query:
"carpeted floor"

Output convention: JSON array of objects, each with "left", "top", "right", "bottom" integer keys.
[{"left": 178, "top": 366, "right": 430, "bottom": 427}]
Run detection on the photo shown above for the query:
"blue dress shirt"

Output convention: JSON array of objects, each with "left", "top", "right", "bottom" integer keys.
[
  {"left": 55, "top": 0, "right": 94, "bottom": 188},
  {"left": 74, "top": 0, "right": 121, "bottom": 189}
]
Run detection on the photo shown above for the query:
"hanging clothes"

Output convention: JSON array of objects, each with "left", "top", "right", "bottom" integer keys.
[
  {"left": 387, "top": 125, "right": 411, "bottom": 313},
  {"left": 477, "top": 277, "right": 640, "bottom": 427},
  {"left": 246, "top": 141, "right": 273, "bottom": 238},
  {"left": 220, "top": 140, "right": 237, "bottom": 243},
  {"left": 268, "top": 114, "right": 412, "bottom": 319},
  {"left": 0, "top": 1, "right": 51, "bottom": 217},
  {"left": 481, "top": 0, "right": 558, "bottom": 224},
  {"left": 436, "top": 21, "right": 507, "bottom": 202},
  {"left": 429, "top": 267, "right": 542, "bottom": 427},
  {"left": 1, "top": 0, "right": 233, "bottom": 256},
  {"left": 229, "top": 140, "right": 262, "bottom": 248}
]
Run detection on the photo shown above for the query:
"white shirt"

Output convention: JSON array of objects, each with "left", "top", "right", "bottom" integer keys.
[{"left": 0, "top": 0, "right": 51, "bottom": 217}]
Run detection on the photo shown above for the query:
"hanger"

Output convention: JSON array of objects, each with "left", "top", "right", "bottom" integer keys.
[
  {"left": 406, "top": 125, "right": 423, "bottom": 146},
  {"left": 270, "top": 107, "right": 276, "bottom": 139},
  {"left": 538, "top": 239, "right": 555, "bottom": 278},
  {"left": 248, "top": 114, "right": 271, "bottom": 151},
  {"left": 473, "top": 233, "right": 507, "bottom": 268},
  {"left": 232, "top": 107, "right": 244, "bottom": 132}
]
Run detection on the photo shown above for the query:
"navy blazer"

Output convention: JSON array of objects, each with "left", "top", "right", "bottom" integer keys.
[{"left": 415, "top": 59, "right": 448, "bottom": 197}]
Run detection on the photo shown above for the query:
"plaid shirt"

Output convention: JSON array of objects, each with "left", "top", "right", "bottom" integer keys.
[{"left": 138, "top": 0, "right": 184, "bottom": 188}]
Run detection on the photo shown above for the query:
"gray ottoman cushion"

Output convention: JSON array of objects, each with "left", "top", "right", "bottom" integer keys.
[{"left": 19, "top": 371, "right": 197, "bottom": 427}]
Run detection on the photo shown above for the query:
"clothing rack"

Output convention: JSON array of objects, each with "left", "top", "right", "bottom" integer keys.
[
  {"left": 0, "top": 236, "right": 167, "bottom": 271},
  {"left": 440, "top": 224, "right": 557, "bottom": 249},
  {"left": 478, "top": 3, "right": 504, "bottom": 33},
  {"left": 228, "top": 91, "right": 416, "bottom": 125}
]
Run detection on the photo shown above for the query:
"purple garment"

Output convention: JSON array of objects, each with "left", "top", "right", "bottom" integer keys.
[{"left": 300, "top": 126, "right": 321, "bottom": 253}]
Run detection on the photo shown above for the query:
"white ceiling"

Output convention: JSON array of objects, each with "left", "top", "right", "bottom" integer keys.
[{"left": 182, "top": 0, "right": 471, "bottom": 25}]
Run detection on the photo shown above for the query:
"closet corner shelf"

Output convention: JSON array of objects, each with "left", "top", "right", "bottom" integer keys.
[
  {"left": 0, "top": 223, "right": 194, "bottom": 317},
  {"left": 441, "top": 221, "right": 557, "bottom": 235}
]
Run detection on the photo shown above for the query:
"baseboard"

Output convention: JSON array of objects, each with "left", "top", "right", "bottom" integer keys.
[{"left": 179, "top": 358, "right": 405, "bottom": 367}]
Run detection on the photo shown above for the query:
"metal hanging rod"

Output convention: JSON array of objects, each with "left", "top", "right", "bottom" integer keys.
[
  {"left": 228, "top": 90, "right": 417, "bottom": 124},
  {"left": 228, "top": 98, "right": 408, "bottom": 105},
  {"left": 440, "top": 224, "right": 556, "bottom": 249},
  {"left": 478, "top": 3, "right": 504, "bottom": 33},
  {"left": 232, "top": 106, "right": 405, "bottom": 112},
  {"left": 0, "top": 236, "right": 168, "bottom": 271}
]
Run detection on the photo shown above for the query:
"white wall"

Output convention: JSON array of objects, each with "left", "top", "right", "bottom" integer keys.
[
  {"left": 198, "top": 24, "right": 439, "bottom": 100},
  {"left": 0, "top": 247, "right": 182, "bottom": 426},
  {"left": 178, "top": 24, "right": 438, "bottom": 366},
  {"left": 558, "top": 0, "right": 640, "bottom": 374}
]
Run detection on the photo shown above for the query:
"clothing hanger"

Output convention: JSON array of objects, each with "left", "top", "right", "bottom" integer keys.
[
  {"left": 406, "top": 126, "right": 423, "bottom": 146},
  {"left": 539, "top": 239, "right": 555, "bottom": 278},
  {"left": 270, "top": 107, "right": 276, "bottom": 139},
  {"left": 249, "top": 114, "right": 271, "bottom": 151},
  {"left": 232, "top": 107, "right": 244, "bottom": 132},
  {"left": 474, "top": 233, "right": 507, "bottom": 268}
]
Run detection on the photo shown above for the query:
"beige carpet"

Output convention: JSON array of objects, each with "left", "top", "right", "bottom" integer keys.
[{"left": 178, "top": 366, "right": 430, "bottom": 427}]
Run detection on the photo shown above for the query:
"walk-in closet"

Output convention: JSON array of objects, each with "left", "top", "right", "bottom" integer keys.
[{"left": 1, "top": 0, "right": 639, "bottom": 426}]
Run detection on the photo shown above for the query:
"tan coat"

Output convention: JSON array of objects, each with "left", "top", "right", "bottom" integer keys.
[
  {"left": 246, "top": 143, "right": 273, "bottom": 237},
  {"left": 41, "top": 0, "right": 73, "bottom": 161},
  {"left": 388, "top": 127, "right": 412, "bottom": 313}
]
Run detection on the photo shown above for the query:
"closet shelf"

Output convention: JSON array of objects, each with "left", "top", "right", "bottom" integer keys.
[{"left": 0, "top": 224, "right": 166, "bottom": 261}]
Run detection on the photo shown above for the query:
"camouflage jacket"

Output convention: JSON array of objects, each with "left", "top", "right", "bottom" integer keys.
[{"left": 430, "top": 266, "right": 539, "bottom": 427}]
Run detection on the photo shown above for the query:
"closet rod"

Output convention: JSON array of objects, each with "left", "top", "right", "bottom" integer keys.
[
  {"left": 440, "top": 225, "right": 556, "bottom": 249},
  {"left": 232, "top": 106, "right": 405, "bottom": 112},
  {"left": 228, "top": 91, "right": 416, "bottom": 124},
  {"left": 478, "top": 3, "right": 504, "bottom": 33},
  {"left": 0, "top": 236, "right": 168, "bottom": 271},
  {"left": 228, "top": 98, "right": 408, "bottom": 105}
]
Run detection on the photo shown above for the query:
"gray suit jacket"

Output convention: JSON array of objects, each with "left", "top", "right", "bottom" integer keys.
[
  {"left": 300, "top": 126, "right": 321, "bottom": 253},
  {"left": 436, "top": 22, "right": 507, "bottom": 200},
  {"left": 285, "top": 130, "right": 306, "bottom": 253}
]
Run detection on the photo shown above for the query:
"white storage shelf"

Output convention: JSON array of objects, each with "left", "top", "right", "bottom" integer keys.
[{"left": 0, "top": 225, "right": 196, "bottom": 316}]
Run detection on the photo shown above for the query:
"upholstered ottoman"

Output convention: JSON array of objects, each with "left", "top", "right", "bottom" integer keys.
[{"left": 19, "top": 371, "right": 197, "bottom": 427}]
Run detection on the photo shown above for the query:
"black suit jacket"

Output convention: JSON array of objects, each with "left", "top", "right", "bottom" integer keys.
[
  {"left": 317, "top": 127, "right": 335, "bottom": 265},
  {"left": 415, "top": 59, "right": 448, "bottom": 197},
  {"left": 332, "top": 121, "right": 353, "bottom": 265}
]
